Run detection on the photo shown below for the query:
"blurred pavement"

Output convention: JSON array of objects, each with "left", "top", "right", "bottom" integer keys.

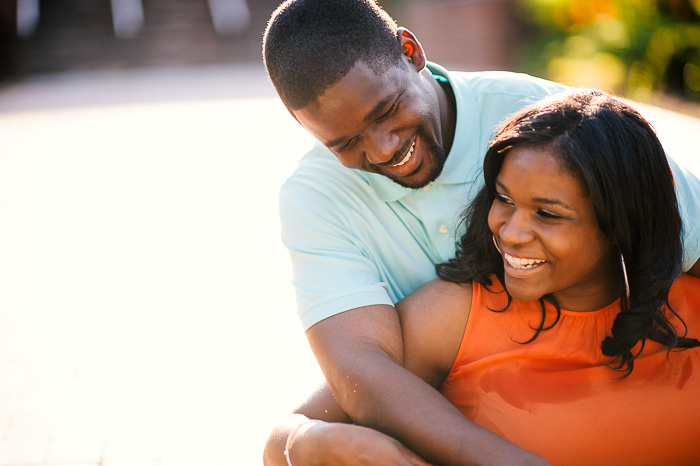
[
  {"left": 1, "top": 64, "right": 699, "bottom": 466},
  {"left": 0, "top": 63, "right": 323, "bottom": 465}
]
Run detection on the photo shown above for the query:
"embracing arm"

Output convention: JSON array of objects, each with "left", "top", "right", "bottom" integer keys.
[
  {"left": 688, "top": 258, "right": 700, "bottom": 278},
  {"left": 263, "top": 280, "right": 549, "bottom": 465},
  {"left": 306, "top": 302, "right": 548, "bottom": 466}
]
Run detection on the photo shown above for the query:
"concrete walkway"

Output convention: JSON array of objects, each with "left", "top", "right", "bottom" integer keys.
[
  {"left": 1, "top": 64, "right": 699, "bottom": 466},
  {"left": 0, "top": 64, "right": 324, "bottom": 465}
]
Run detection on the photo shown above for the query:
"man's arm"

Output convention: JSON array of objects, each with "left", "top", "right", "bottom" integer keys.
[
  {"left": 688, "top": 257, "right": 700, "bottom": 278},
  {"left": 306, "top": 304, "right": 549, "bottom": 466}
]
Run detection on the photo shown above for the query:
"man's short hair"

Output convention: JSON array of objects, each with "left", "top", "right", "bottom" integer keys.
[{"left": 263, "top": 0, "right": 405, "bottom": 111}]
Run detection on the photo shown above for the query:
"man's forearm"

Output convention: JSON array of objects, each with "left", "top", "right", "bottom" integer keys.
[
  {"left": 334, "top": 348, "right": 545, "bottom": 466},
  {"left": 306, "top": 305, "right": 548, "bottom": 466}
]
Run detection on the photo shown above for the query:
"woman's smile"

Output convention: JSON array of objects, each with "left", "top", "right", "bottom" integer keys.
[{"left": 503, "top": 252, "right": 546, "bottom": 270}]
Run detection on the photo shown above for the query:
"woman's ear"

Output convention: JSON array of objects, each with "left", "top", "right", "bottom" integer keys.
[{"left": 397, "top": 27, "right": 426, "bottom": 70}]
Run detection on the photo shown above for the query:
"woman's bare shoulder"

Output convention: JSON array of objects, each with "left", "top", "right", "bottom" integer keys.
[
  {"left": 396, "top": 279, "right": 473, "bottom": 387},
  {"left": 415, "top": 278, "right": 472, "bottom": 300}
]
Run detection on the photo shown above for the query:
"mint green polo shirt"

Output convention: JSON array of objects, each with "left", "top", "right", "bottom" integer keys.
[{"left": 279, "top": 63, "right": 700, "bottom": 331}]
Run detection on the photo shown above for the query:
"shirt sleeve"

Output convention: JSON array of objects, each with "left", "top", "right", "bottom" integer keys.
[
  {"left": 667, "top": 155, "right": 700, "bottom": 271},
  {"left": 637, "top": 103, "right": 700, "bottom": 271},
  {"left": 279, "top": 165, "right": 394, "bottom": 331}
]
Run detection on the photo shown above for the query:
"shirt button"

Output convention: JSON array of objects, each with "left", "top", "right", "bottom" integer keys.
[
  {"left": 423, "top": 184, "right": 432, "bottom": 192},
  {"left": 439, "top": 225, "right": 448, "bottom": 234}
]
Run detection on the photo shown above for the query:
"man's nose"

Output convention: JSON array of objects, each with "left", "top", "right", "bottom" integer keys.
[{"left": 365, "top": 127, "right": 400, "bottom": 165}]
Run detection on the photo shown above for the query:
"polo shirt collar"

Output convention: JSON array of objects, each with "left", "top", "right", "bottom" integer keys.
[{"left": 366, "top": 62, "right": 480, "bottom": 202}]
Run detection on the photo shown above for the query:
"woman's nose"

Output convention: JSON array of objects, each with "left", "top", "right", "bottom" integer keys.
[{"left": 499, "top": 210, "right": 535, "bottom": 246}]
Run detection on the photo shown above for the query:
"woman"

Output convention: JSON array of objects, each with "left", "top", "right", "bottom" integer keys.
[{"left": 265, "top": 90, "right": 700, "bottom": 466}]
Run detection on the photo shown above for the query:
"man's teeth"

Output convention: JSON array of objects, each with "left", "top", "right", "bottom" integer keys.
[
  {"left": 392, "top": 140, "right": 415, "bottom": 167},
  {"left": 504, "top": 253, "right": 546, "bottom": 270}
]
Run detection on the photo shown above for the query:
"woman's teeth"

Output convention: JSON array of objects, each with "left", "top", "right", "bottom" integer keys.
[
  {"left": 504, "top": 252, "right": 546, "bottom": 270},
  {"left": 392, "top": 140, "right": 415, "bottom": 167}
]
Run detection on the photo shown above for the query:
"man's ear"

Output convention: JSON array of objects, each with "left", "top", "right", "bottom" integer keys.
[{"left": 397, "top": 27, "right": 426, "bottom": 70}]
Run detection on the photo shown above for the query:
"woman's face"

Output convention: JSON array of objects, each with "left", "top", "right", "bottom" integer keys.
[{"left": 488, "top": 145, "right": 619, "bottom": 311}]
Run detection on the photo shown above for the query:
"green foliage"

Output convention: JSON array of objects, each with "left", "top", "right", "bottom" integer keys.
[{"left": 518, "top": 0, "right": 700, "bottom": 103}]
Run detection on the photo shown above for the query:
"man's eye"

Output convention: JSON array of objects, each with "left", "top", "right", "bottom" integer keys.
[
  {"left": 337, "top": 138, "right": 356, "bottom": 152},
  {"left": 377, "top": 102, "right": 397, "bottom": 122}
]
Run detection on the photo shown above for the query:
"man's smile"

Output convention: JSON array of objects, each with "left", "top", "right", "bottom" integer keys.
[
  {"left": 292, "top": 60, "right": 449, "bottom": 189},
  {"left": 392, "top": 139, "right": 416, "bottom": 167}
]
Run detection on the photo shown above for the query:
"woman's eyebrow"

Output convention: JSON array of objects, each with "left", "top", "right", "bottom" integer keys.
[
  {"left": 497, "top": 181, "right": 574, "bottom": 210},
  {"left": 532, "top": 197, "right": 574, "bottom": 210}
]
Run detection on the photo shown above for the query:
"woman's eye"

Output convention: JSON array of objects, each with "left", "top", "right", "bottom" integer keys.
[
  {"left": 537, "top": 209, "right": 562, "bottom": 220},
  {"left": 495, "top": 194, "right": 514, "bottom": 206}
]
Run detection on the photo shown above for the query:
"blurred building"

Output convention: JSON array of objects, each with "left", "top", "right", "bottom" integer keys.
[
  {"left": 392, "top": 0, "right": 528, "bottom": 72},
  {"left": 0, "top": 0, "right": 527, "bottom": 80},
  {"left": 0, "top": 0, "right": 281, "bottom": 77}
]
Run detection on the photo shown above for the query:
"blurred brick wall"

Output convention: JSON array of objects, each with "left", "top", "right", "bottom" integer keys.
[
  {"left": 392, "top": 0, "right": 528, "bottom": 72},
  {"left": 0, "top": 0, "right": 527, "bottom": 78},
  {"left": 3, "top": 0, "right": 282, "bottom": 77},
  {"left": 0, "top": 0, "right": 22, "bottom": 76}
]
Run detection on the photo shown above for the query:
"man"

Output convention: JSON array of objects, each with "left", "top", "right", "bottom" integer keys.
[{"left": 262, "top": 0, "right": 700, "bottom": 464}]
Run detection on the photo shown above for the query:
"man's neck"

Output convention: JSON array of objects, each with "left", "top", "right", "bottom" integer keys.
[{"left": 432, "top": 72, "right": 456, "bottom": 156}]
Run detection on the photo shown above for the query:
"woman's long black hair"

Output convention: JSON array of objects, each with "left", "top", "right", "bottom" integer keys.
[{"left": 437, "top": 89, "right": 699, "bottom": 376}]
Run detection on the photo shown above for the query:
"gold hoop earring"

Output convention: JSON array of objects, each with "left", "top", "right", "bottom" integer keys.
[
  {"left": 620, "top": 253, "right": 630, "bottom": 299},
  {"left": 492, "top": 235, "right": 502, "bottom": 254}
]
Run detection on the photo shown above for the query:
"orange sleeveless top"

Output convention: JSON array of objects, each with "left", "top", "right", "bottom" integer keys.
[{"left": 439, "top": 274, "right": 700, "bottom": 466}]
